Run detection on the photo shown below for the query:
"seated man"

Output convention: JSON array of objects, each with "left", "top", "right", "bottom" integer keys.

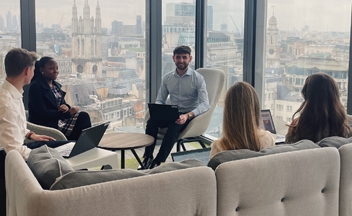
[
  {"left": 142, "top": 45, "right": 210, "bottom": 169},
  {"left": 0, "top": 48, "right": 68, "bottom": 215}
]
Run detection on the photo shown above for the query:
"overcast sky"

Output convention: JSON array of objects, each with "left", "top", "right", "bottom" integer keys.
[{"left": 0, "top": 0, "right": 350, "bottom": 32}]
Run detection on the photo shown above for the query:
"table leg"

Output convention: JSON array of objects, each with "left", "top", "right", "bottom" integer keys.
[
  {"left": 121, "top": 149, "right": 125, "bottom": 169},
  {"left": 131, "top": 149, "right": 144, "bottom": 169}
]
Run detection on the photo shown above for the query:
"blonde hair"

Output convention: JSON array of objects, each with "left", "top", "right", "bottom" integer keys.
[{"left": 218, "top": 82, "right": 261, "bottom": 151}]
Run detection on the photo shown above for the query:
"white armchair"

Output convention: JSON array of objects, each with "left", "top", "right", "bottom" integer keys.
[
  {"left": 144, "top": 68, "right": 226, "bottom": 151},
  {"left": 25, "top": 111, "right": 67, "bottom": 143}
]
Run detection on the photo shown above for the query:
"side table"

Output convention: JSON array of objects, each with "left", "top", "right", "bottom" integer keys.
[{"left": 99, "top": 133, "right": 154, "bottom": 169}]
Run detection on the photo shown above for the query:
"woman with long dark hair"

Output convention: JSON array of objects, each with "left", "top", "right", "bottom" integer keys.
[
  {"left": 28, "top": 56, "right": 91, "bottom": 140},
  {"left": 286, "top": 72, "right": 351, "bottom": 143},
  {"left": 210, "top": 82, "right": 275, "bottom": 157}
]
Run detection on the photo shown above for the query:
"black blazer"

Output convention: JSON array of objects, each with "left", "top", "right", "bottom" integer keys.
[{"left": 28, "top": 75, "right": 72, "bottom": 129}]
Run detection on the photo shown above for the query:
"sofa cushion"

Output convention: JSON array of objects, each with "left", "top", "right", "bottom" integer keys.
[
  {"left": 317, "top": 136, "right": 352, "bottom": 148},
  {"left": 208, "top": 139, "right": 319, "bottom": 170},
  {"left": 50, "top": 159, "right": 204, "bottom": 190},
  {"left": 27, "top": 145, "right": 74, "bottom": 189}
]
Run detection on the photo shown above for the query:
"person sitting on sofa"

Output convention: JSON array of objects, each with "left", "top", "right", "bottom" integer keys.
[
  {"left": 28, "top": 56, "right": 91, "bottom": 140},
  {"left": 210, "top": 82, "right": 276, "bottom": 157},
  {"left": 286, "top": 72, "right": 351, "bottom": 143},
  {"left": 0, "top": 48, "right": 69, "bottom": 215}
]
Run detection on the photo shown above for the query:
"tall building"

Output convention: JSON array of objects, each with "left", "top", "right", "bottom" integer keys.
[
  {"left": 0, "top": 15, "right": 5, "bottom": 32},
  {"left": 266, "top": 13, "right": 280, "bottom": 69},
  {"left": 136, "top": 15, "right": 142, "bottom": 35},
  {"left": 111, "top": 20, "right": 123, "bottom": 34},
  {"left": 6, "top": 11, "right": 12, "bottom": 31},
  {"left": 71, "top": 0, "right": 102, "bottom": 76},
  {"left": 221, "top": 23, "right": 227, "bottom": 32},
  {"left": 207, "top": 6, "right": 213, "bottom": 31}
]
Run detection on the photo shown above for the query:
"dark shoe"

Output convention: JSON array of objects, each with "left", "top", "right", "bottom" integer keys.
[
  {"left": 138, "top": 156, "right": 153, "bottom": 170},
  {"left": 148, "top": 160, "right": 161, "bottom": 169}
]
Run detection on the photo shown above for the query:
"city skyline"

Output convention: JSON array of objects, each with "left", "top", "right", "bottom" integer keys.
[{"left": 0, "top": 0, "right": 349, "bottom": 33}]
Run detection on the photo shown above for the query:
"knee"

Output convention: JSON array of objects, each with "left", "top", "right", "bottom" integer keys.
[{"left": 77, "top": 111, "right": 91, "bottom": 126}]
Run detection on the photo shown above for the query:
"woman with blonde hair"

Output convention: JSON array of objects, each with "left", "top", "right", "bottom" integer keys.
[
  {"left": 286, "top": 72, "right": 351, "bottom": 143},
  {"left": 210, "top": 82, "right": 275, "bottom": 157}
]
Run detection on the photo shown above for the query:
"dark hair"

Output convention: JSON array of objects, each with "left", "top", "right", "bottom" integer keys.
[
  {"left": 4, "top": 48, "right": 38, "bottom": 77},
  {"left": 289, "top": 72, "right": 350, "bottom": 142},
  {"left": 33, "top": 56, "right": 54, "bottom": 82},
  {"left": 173, "top": 45, "right": 191, "bottom": 55}
]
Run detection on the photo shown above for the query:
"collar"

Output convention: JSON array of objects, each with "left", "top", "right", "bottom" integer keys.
[
  {"left": 36, "top": 75, "right": 61, "bottom": 90},
  {"left": 2, "top": 79, "right": 23, "bottom": 99},
  {"left": 173, "top": 67, "right": 193, "bottom": 77}
]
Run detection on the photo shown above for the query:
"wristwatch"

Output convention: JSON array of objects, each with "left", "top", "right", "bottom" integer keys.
[{"left": 187, "top": 112, "right": 194, "bottom": 120}]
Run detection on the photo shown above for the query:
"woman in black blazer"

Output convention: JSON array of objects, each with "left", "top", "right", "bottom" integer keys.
[{"left": 28, "top": 56, "right": 91, "bottom": 140}]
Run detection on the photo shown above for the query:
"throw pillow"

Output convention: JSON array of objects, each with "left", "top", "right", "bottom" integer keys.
[
  {"left": 27, "top": 145, "right": 74, "bottom": 189},
  {"left": 208, "top": 139, "right": 320, "bottom": 170},
  {"left": 317, "top": 136, "right": 352, "bottom": 148},
  {"left": 50, "top": 159, "right": 205, "bottom": 190}
]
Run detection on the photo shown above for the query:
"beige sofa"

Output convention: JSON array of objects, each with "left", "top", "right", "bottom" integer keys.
[
  {"left": 5, "top": 150, "right": 217, "bottom": 216},
  {"left": 5, "top": 143, "right": 352, "bottom": 216}
]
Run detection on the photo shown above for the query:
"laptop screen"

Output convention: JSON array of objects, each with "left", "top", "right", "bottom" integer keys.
[
  {"left": 260, "top": 109, "right": 277, "bottom": 134},
  {"left": 171, "top": 148, "right": 211, "bottom": 165}
]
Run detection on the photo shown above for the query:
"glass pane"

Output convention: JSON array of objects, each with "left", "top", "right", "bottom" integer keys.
[
  {"left": 0, "top": 1, "right": 21, "bottom": 79},
  {"left": 35, "top": 0, "right": 146, "bottom": 132},
  {"left": 264, "top": 1, "right": 350, "bottom": 132},
  {"left": 162, "top": 0, "right": 195, "bottom": 77},
  {"left": 205, "top": 0, "right": 245, "bottom": 138}
]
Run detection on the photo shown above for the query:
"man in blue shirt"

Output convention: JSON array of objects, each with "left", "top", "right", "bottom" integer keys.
[{"left": 142, "top": 45, "right": 210, "bottom": 169}]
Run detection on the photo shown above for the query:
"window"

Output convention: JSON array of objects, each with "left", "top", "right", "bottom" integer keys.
[
  {"left": 263, "top": 0, "right": 350, "bottom": 122},
  {"left": 287, "top": 105, "right": 292, "bottom": 112},
  {"left": 35, "top": 0, "right": 146, "bottom": 132},
  {"left": 0, "top": 1, "right": 21, "bottom": 79},
  {"left": 276, "top": 104, "right": 283, "bottom": 111},
  {"left": 162, "top": 0, "right": 196, "bottom": 78},
  {"left": 204, "top": 0, "right": 245, "bottom": 138}
]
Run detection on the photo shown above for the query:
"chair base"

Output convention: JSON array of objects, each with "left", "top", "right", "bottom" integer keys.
[{"left": 176, "top": 137, "right": 207, "bottom": 152}]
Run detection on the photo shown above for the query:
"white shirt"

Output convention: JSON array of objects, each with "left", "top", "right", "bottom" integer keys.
[{"left": 0, "top": 80, "right": 31, "bottom": 160}]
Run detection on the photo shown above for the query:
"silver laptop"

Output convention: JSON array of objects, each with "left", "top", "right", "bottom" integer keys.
[
  {"left": 171, "top": 148, "right": 211, "bottom": 165},
  {"left": 55, "top": 122, "right": 110, "bottom": 158},
  {"left": 260, "top": 109, "right": 286, "bottom": 144}
]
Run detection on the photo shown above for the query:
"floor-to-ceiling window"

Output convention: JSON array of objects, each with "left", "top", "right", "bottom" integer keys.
[
  {"left": 35, "top": 0, "right": 146, "bottom": 132},
  {"left": 162, "top": 0, "right": 196, "bottom": 77},
  {"left": 262, "top": 0, "right": 351, "bottom": 125},
  {"left": 0, "top": 1, "right": 21, "bottom": 80},
  {"left": 204, "top": 0, "right": 245, "bottom": 139}
]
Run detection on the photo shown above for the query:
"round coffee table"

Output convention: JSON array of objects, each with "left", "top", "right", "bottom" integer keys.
[{"left": 98, "top": 133, "right": 154, "bottom": 169}]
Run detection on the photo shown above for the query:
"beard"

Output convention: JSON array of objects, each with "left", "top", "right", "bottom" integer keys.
[{"left": 176, "top": 62, "right": 189, "bottom": 71}]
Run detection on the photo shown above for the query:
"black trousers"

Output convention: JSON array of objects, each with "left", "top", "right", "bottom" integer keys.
[
  {"left": 143, "top": 117, "right": 190, "bottom": 163},
  {"left": 0, "top": 140, "right": 69, "bottom": 216},
  {"left": 68, "top": 111, "right": 92, "bottom": 140}
]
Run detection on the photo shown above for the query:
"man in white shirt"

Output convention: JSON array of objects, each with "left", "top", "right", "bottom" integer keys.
[{"left": 0, "top": 48, "right": 68, "bottom": 215}]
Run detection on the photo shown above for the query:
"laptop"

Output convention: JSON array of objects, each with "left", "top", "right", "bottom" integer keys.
[
  {"left": 148, "top": 103, "right": 180, "bottom": 121},
  {"left": 171, "top": 148, "right": 211, "bottom": 165},
  {"left": 260, "top": 109, "right": 286, "bottom": 144},
  {"left": 55, "top": 122, "right": 110, "bottom": 158}
]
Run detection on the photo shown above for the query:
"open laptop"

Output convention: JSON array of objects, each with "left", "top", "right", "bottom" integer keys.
[
  {"left": 260, "top": 109, "right": 285, "bottom": 144},
  {"left": 171, "top": 148, "right": 211, "bottom": 165},
  {"left": 148, "top": 103, "right": 180, "bottom": 121},
  {"left": 55, "top": 122, "right": 110, "bottom": 158}
]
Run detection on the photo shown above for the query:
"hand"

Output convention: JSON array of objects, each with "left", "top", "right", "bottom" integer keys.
[
  {"left": 69, "top": 107, "right": 79, "bottom": 115},
  {"left": 175, "top": 114, "right": 188, "bottom": 125},
  {"left": 31, "top": 134, "right": 56, "bottom": 142},
  {"left": 58, "top": 104, "right": 69, "bottom": 113}
]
